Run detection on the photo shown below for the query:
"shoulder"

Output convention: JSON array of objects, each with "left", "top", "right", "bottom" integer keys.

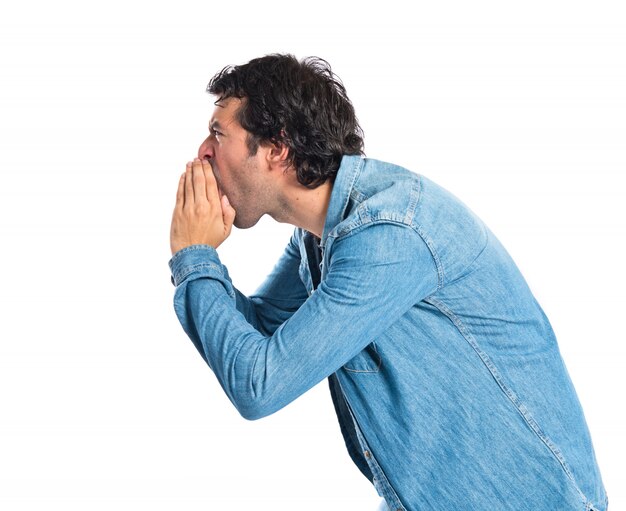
[
  {"left": 330, "top": 158, "right": 422, "bottom": 237},
  {"left": 328, "top": 157, "right": 490, "bottom": 284}
]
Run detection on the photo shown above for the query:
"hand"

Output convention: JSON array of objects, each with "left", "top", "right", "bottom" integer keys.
[{"left": 170, "top": 158, "right": 236, "bottom": 255}]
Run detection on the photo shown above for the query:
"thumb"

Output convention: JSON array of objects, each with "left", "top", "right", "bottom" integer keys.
[{"left": 221, "top": 195, "right": 236, "bottom": 230}]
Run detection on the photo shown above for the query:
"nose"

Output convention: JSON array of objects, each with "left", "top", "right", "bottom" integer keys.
[{"left": 197, "top": 136, "right": 214, "bottom": 160}]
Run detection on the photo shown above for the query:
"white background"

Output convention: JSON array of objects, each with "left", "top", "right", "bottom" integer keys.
[{"left": 1, "top": 1, "right": 624, "bottom": 510}]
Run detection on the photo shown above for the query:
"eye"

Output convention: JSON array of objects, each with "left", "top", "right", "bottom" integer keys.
[{"left": 210, "top": 127, "right": 222, "bottom": 138}]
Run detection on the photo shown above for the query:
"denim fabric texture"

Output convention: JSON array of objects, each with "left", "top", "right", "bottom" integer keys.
[{"left": 169, "top": 155, "right": 607, "bottom": 510}]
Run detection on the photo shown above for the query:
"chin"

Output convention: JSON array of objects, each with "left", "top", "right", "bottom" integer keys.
[{"left": 234, "top": 214, "right": 263, "bottom": 230}]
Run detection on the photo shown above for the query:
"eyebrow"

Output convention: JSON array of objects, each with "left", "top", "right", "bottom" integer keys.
[{"left": 209, "top": 120, "right": 224, "bottom": 132}]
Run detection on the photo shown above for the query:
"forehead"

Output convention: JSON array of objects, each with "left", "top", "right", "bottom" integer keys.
[{"left": 210, "top": 97, "right": 244, "bottom": 129}]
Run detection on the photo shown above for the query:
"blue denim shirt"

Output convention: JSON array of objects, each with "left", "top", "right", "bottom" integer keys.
[{"left": 169, "top": 155, "right": 607, "bottom": 510}]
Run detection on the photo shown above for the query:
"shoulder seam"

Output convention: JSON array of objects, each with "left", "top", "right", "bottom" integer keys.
[{"left": 332, "top": 220, "right": 443, "bottom": 290}]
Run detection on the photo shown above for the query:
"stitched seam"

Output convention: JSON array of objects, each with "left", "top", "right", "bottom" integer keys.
[
  {"left": 425, "top": 296, "right": 588, "bottom": 503},
  {"left": 339, "top": 155, "right": 364, "bottom": 225},
  {"left": 171, "top": 243, "right": 215, "bottom": 261},
  {"left": 344, "top": 343, "right": 382, "bottom": 373},
  {"left": 175, "top": 263, "right": 222, "bottom": 284},
  {"left": 403, "top": 175, "right": 421, "bottom": 225},
  {"left": 334, "top": 376, "right": 406, "bottom": 511},
  {"left": 412, "top": 224, "right": 444, "bottom": 290},
  {"left": 329, "top": 219, "right": 441, "bottom": 294}
]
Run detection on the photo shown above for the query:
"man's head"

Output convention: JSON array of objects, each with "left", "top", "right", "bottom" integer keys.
[{"left": 206, "top": 53, "right": 365, "bottom": 188}]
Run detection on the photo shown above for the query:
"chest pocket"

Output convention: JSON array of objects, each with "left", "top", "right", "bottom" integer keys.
[{"left": 343, "top": 342, "right": 382, "bottom": 373}]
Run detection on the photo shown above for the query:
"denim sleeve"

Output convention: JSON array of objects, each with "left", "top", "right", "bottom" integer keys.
[
  {"left": 169, "top": 222, "right": 438, "bottom": 420},
  {"left": 170, "top": 231, "right": 308, "bottom": 338},
  {"left": 232, "top": 230, "right": 309, "bottom": 336}
]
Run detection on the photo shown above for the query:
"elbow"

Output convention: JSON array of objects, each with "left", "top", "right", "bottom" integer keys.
[
  {"left": 233, "top": 398, "right": 276, "bottom": 421},
  {"left": 238, "top": 407, "right": 267, "bottom": 421},
  {"left": 229, "top": 388, "right": 285, "bottom": 421},
  {"left": 225, "top": 349, "right": 286, "bottom": 421},
  {"left": 223, "top": 348, "right": 290, "bottom": 421}
]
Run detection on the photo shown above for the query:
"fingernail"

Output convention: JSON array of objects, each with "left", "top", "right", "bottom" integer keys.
[{"left": 223, "top": 195, "right": 230, "bottom": 206}]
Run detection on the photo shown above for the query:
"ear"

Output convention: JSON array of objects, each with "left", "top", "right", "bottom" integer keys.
[{"left": 264, "top": 131, "right": 290, "bottom": 170}]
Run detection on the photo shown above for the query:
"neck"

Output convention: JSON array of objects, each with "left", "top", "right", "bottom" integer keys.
[{"left": 271, "top": 179, "right": 333, "bottom": 239}]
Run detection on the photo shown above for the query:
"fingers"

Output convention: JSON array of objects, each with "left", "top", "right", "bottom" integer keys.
[
  {"left": 192, "top": 159, "right": 206, "bottom": 204},
  {"left": 174, "top": 158, "right": 233, "bottom": 250},
  {"left": 201, "top": 159, "right": 220, "bottom": 200},
  {"left": 188, "top": 158, "right": 219, "bottom": 205},
  {"left": 185, "top": 161, "right": 194, "bottom": 206},
  {"left": 175, "top": 172, "right": 185, "bottom": 209},
  {"left": 221, "top": 195, "right": 236, "bottom": 236},
  {"left": 182, "top": 158, "right": 222, "bottom": 220}
]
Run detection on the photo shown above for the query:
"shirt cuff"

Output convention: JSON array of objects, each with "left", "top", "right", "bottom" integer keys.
[{"left": 168, "top": 244, "right": 224, "bottom": 287}]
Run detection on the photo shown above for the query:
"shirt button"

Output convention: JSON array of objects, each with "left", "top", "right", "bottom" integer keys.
[{"left": 364, "top": 450, "right": 371, "bottom": 459}]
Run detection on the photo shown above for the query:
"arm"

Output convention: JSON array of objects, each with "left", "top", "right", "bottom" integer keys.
[
  {"left": 169, "top": 158, "right": 308, "bottom": 336},
  {"left": 228, "top": 229, "right": 309, "bottom": 336},
  {"left": 169, "top": 222, "right": 439, "bottom": 420}
]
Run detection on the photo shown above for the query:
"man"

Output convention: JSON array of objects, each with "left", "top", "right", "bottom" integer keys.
[{"left": 168, "top": 54, "right": 607, "bottom": 510}]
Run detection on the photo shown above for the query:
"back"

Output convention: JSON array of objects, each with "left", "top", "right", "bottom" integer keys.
[{"left": 324, "top": 157, "right": 607, "bottom": 510}]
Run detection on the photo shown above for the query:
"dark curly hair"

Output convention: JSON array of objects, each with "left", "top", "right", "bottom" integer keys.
[{"left": 206, "top": 54, "right": 365, "bottom": 188}]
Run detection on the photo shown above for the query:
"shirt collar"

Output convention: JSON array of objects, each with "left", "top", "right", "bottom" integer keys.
[{"left": 320, "top": 154, "right": 364, "bottom": 249}]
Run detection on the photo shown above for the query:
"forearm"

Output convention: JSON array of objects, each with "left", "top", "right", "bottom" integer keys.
[
  {"left": 233, "top": 287, "right": 303, "bottom": 336},
  {"left": 172, "top": 227, "right": 308, "bottom": 334},
  {"left": 175, "top": 272, "right": 357, "bottom": 421},
  {"left": 168, "top": 225, "right": 439, "bottom": 421},
  {"left": 170, "top": 245, "right": 290, "bottom": 336},
  {"left": 169, "top": 244, "right": 312, "bottom": 418},
  {"left": 170, "top": 246, "right": 297, "bottom": 418}
]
